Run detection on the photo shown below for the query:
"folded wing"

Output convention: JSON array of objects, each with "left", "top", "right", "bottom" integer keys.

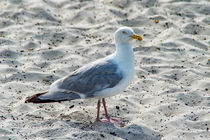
[{"left": 26, "top": 60, "right": 123, "bottom": 103}]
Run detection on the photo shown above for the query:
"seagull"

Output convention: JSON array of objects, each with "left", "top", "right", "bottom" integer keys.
[{"left": 25, "top": 27, "right": 142, "bottom": 123}]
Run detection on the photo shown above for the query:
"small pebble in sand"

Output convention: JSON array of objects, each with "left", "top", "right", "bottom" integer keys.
[{"left": 155, "top": 19, "right": 159, "bottom": 23}]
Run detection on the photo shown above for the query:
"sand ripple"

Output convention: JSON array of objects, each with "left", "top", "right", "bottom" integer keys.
[{"left": 0, "top": 0, "right": 209, "bottom": 139}]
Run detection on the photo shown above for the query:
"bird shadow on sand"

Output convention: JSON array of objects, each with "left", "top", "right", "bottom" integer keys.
[
  {"left": 89, "top": 122, "right": 161, "bottom": 140},
  {"left": 27, "top": 112, "right": 161, "bottom": 140}
]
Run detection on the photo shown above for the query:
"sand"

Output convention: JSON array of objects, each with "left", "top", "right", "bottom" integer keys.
[{"left": 0, "top": 0, "right": 210, "bottom": 139}]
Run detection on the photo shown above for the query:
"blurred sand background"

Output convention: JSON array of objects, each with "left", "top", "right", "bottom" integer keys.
[{"left": 0, "top": 0, "right": 210, "bottom": 139}]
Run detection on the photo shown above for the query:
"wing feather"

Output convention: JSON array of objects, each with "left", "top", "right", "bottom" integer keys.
[{"left": 57, "top": 60, "right": 123, "bottom": 97}]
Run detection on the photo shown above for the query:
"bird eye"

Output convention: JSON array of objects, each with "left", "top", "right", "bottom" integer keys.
[{"left": 122, "top": 31, "right": 127, "bottom": 34}]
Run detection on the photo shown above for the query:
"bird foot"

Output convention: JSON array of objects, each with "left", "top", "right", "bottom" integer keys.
[{"left": 99, "top": 117, "right": 121, "bottom": 124}]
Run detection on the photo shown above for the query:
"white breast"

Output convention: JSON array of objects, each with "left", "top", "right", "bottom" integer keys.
[{"left": 94, "top": 51, "right": 135, "bottom": 98}]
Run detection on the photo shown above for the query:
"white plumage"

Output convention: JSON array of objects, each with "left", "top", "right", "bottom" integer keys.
[{"left": 25, "top": 27, "right": 142, "bottom": 123}]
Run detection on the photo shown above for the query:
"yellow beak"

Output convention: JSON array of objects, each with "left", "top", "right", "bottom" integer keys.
[{"left": 131, "top": 34, "right": 143, "bottom": 41}]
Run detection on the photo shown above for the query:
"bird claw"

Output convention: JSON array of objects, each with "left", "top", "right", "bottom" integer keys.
[
  {"left": 99, "top": 117, "right": 121, "bottom": 124},
  {"left": 109, "top": 117, "right": 121, "bottom": 123}
]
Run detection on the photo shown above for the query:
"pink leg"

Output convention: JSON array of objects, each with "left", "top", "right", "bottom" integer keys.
[
  {"left": 96, "top": 99, "right": 101, "bottom": 122},
  {"left": 101, "top": 98, "right": 121, "bottom": 123}
]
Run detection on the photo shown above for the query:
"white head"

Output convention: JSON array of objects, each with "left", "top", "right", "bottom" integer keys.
[{"left": 115, "top": 27, "right": 142, "bottom": 43}]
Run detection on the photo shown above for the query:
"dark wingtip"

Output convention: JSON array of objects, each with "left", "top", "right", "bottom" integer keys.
[
  {"left": 25, "top": 91, "right": 66, "bottom": 103},
  {"left": 25, "top": 92, "right": 47, "bottom": 103}
]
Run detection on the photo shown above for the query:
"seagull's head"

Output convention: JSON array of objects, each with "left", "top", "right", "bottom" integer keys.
[{"left": 115, "top": 27, "right": 142, "bottom": 43}]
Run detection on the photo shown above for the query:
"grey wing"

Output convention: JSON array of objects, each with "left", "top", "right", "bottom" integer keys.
[{"left": 57, "top": 60, "right": 123, "bottom": 98}]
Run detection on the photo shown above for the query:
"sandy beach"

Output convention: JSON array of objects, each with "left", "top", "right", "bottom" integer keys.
[{"left": 0, "top": 0, "right": 210, "bottom": 139}]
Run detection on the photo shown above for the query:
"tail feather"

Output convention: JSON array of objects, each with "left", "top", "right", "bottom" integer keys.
[{"left": 25, "top": 91, "right": 66, "bottom": 103}]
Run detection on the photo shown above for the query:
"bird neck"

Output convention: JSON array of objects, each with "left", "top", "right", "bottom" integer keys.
[{"left": 114, "top": 42, "right": 134, "bottom": 66}]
